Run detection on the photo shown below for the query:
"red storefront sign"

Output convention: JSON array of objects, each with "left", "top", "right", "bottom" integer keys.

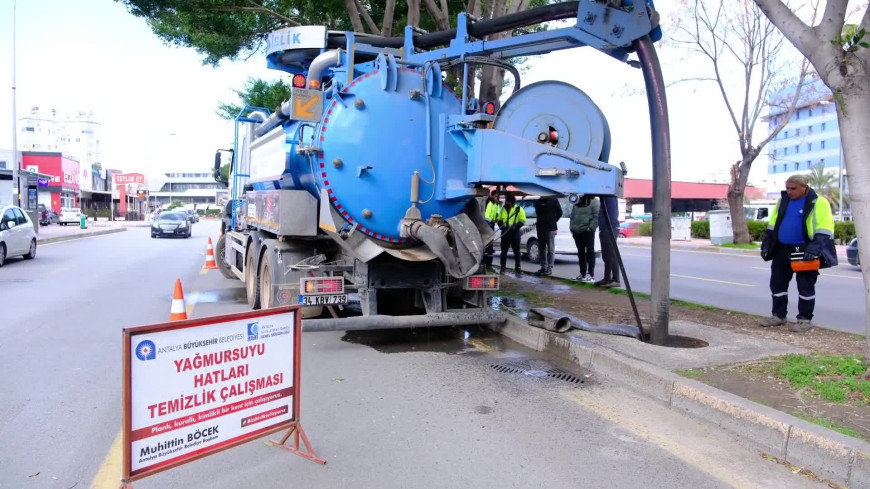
[
  {"left": 22, "top": 153, "right": 80, "bottom": 212},
  {"left": 114, "top": 173, "right": 145, "bottom": 185}
]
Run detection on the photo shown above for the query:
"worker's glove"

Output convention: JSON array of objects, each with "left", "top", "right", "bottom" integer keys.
[
  {"left": 760, "top": 231, "right": 773, "bottom": 262},
  {"left": 803, "top": 238, "right": 823, "bottom": 261}
]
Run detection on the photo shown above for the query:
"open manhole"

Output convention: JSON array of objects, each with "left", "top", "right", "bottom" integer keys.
[{"left": 490, "top": 359, "right": 587, "bottom": 385}]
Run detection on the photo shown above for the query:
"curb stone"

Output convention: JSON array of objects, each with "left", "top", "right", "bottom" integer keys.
[
  {"left": 37, "top": 227, "right": 126, "bottom": 244},
  {"left": 488, "top": 314, "right": 870, "bottom": 487}
]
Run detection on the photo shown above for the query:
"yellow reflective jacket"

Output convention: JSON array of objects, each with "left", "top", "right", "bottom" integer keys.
[
  {"left": 485, "top": 201, "right": 502, "bottom": 222},
  {"left": 762, "top": 188, "right": 837, "bottom": 268},
  {"left": 498, "top": 205, "right": 526, "bottom": 227}
]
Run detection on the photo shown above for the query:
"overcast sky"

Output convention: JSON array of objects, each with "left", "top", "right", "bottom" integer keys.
[{"left": 0, "top": 0, "right": 817, "bottom": 190}]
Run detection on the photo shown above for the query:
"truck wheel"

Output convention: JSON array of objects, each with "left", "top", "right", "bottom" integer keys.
[
  {"left": 259, "top": 254, "right": 274, "bottom": 309},
  {"left": 246, "top": 247, "right": 261, "bottom": 309},
  {"left": 527, "top": 239, "right": 540, "bottom": 264},
  {"left": 215, "top": 234, "right": 236, "bottom": 280}
]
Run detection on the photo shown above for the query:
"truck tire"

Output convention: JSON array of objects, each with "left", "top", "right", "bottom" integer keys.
[
  {"left": 245, "top": 246, "right": 261, "bottom": 309},
  {"left": 259, "top": 253, "right": 275, "bottom": 309},
  {"left": 215, "top": 234, "right": 236, "bottom": 280}
]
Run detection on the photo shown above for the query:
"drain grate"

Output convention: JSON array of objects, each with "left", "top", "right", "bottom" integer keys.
[{"left": 490, "top": 359, "right": 586, "bottom": 385}]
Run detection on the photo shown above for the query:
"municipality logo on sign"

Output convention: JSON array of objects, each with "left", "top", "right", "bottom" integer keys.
[
  {"left": 136, "top": 340, "right": 156, "bottom": 361},
  {"left": 247, "top": 323, "right": 259, "bottom": 341}
]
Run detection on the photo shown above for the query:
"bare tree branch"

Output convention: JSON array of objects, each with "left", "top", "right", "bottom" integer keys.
[
  {"left": 814, "top": 0, "right": 848, "bottom": 44},
  {"left": 381, "top": 0, "right": 396, "bottom": 36},
  {"left": 423, "top": 0, "right": 450, "bottom": 30},
  {"left": 354, "top": 0, "right": 381, "bottom": 34},
  {"left": 753, "top": 0, "right": 817, "bottom": 55},
  {"left": 507, "top": 0, "right": 532, "bottom": 15},
  {"left": 468, "top": 0, "right": 481, "bottom": 18}
]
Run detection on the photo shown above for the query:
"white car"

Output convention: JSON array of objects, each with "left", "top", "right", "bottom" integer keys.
[
  {"left": 59, "top": 207, "right": 82, "bottom": 226},
  {"left": 0, "top": 205, "right": 37, "bottom": 267}
]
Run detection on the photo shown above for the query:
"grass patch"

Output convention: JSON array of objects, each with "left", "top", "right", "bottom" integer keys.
[
  {"left": 776, "top": 354, "right": 870, "bottom": 404},
  {"left": 677, "top": 369, "right": 705, "bottom": 379},
  {"left": 608, "top": 287, "right": 722, "bottom": 312},
  {"left": 720, "top": 242, "right": 761, "bottom": 249},
  {"left": 791, "top": 411, "right": 864, "bottom": 440}
]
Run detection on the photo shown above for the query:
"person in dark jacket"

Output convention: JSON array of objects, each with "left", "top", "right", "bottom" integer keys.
[
  {"left": 533, "top": 196, "right": 563, "bottom": 276},
  {"left": 570, "top": 196, "right": 600, "bottom": 282},
  {"left": 595, "top": 195, "right": 621, "bottom": 287},
  {"left": 760, "top": 174, "right": 837, "bottom": 332}
]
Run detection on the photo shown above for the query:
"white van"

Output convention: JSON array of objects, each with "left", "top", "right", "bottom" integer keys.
[
  {"left": 493, "top": 196, "right": 626, "bottom": 264},
  {"left": 59, "top": 208, "right": 82, "bottom": 226}
]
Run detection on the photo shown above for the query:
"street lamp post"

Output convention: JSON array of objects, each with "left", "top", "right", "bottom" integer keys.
[{"left": 10, "top": 0, "right": 19, "bottom": 206}]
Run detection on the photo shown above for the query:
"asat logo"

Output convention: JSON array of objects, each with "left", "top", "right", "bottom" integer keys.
[
  {"left": 136, "top": 340, "right": 157, "bottom": 361},
  {"left": 247, "top": 323, "right": 259, "bottom": 341},
  {"left": 63, "top": 172, "right": 79, "bottom": 186}
]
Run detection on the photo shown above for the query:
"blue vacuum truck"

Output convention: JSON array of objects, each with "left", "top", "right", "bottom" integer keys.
[{"left": 214, "top": 0, "right": 666, "bottom": 332}]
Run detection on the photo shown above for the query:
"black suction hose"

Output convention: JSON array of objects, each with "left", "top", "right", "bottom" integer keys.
[
  {"left": 601, "top": 201, "right": 647, "bottom": 342},
  {"left": 326, "top": 1, "right": 581, "bottom": 50}
]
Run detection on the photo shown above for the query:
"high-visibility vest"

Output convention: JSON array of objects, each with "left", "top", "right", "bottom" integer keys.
[{"left": 498, "top": 206, "right": 526, "bottom": 227}]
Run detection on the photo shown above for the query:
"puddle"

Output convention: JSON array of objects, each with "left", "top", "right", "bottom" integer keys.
[
  {"left": 194, "top": 288, "right": 247, "bottom": 304},
  {"left": 340, "top": 325, "right": 506, "bottom": 355},
  {"left": 658, "top": 335, "right": 709, "bottom": 349},
  {"left": 488, "top": 295, "right": 529, "bottom": 319}
]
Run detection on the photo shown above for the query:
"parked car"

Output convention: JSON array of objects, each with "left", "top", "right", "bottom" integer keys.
[
  {"left": 58, "top": 207, "right": 82, "bottom": 226},
  {"left": 185, "top": 209, "right": 199, "bottom": 223},
  {"left": 617, "top": 221, "right": 643, "bottom": 238},
  {"left": 36, "top": 204, "right": 59, "bottom": 225},
  {"left": 0, "top": 205, "right": 37, "bottom": 267},
  {"left": 847, "top": 238, "right": 859, "bottom": 267},
  {"left": 151, "top": 211, "right": 191, "bottom": 238}
]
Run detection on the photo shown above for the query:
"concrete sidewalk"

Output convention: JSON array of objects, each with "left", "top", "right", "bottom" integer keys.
[
  {"left": 489, "top": 315, "right": 870, "bottom": 488},
  {"left": 35, "top": 219, "right": 146, "bottom": 244},
  {"left": 622, "top": 236, "right": 850, "bottom": 260}
]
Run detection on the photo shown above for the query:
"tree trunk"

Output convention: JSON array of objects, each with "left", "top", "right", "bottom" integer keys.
[
  {"left": 836, "top": 89, "right": 870, "bottom": 378},
  {"left": 407, "top": 0, "right": 421, "bottom": 28},
  {"left": 345, "top": 0, "right": 366, "bottom": 32},
  {"left": 381, "top": 0, "right": 396, "bottom": 36},
  {"left": 728, "top": 159, "right": 753, "bottom": 244}
]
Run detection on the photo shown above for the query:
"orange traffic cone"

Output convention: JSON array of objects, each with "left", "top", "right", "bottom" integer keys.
[
  {"left": 203, "top": 237, "right": 218, "bottom": 270},
  {"left": 170, "top": 278, "right": 188, "bottom": 321}
]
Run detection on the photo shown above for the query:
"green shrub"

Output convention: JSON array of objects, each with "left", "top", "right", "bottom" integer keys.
[
  {"left": 205, "top": 209, "right": 221, "bottom": 217},
  {"left": 97, "top": 208, "right": 110, "bottom": 219},
  {"left": 85, "top": 208, "right": 97, "bottom": 219},
  {"left": 691, "top": 221, "right": 710, "bottom": 239},
  {"left": 639, "top": 222, "right": 653, "bottom": 236},
  {"left": 835, "top": 221, "right": 856, "bottom": 244},
  {"left": 747, "top": 220, "right": 768, "bottom": 241}
]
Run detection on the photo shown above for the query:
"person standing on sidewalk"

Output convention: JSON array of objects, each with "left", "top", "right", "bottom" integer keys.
[
  {"left": 483, "top": 190, "right": 502, "bottom": 269},
  {"left": 498, "top": 194, "right": 526, "bottom": 275},
  {"left": 570, "top": 195, "right": 600, "bottom": 283},
  {"left": 533, "top": 196, "right": 562, "bottom": 276},
  {"left": 760, "top": 174, "right": 837, "bottom": 332},
  {"left": 595, "top": 195, "right": 621, "bottom": 288}
]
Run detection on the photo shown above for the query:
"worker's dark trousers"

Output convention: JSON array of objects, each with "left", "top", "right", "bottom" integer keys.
[
  {"left": 572, "top": 230, "right": 596, "bottom": 277},
  {"left": 599, "top": 226, "right": 620, "bottom": 283},
  {"left": 500, "top": 233, "right": 522, "bottom": 271},
  {"left": 770, "top": 246, "right": 819, "bottom": 320},
  {"left": 483, "top": 221, "right": 496, "bottom": 268}
]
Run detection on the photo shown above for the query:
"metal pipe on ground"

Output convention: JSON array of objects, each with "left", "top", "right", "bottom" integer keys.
[{"left": 302, "top": 310, "right": 505, "bottom": 332}]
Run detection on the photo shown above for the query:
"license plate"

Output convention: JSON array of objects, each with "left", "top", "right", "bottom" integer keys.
[{"left": 299, "top": 294, "right": 348, "bottom": 306}]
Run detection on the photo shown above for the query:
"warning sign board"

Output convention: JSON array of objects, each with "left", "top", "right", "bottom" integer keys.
[
  {"left": 122, "top": 306, "right": 301, "bottom": 482},
  {"left": 291, "top": 88, "right": 323, "bottom": 122}
]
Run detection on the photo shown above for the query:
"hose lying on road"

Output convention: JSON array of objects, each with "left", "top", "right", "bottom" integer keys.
[{"left": 528, "top": 307, "right": 641, "bottom": 339}]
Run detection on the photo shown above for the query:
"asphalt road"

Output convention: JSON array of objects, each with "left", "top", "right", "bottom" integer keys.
[
  {"left": 516, "top": 245, "right": 866, "bottom": 335},
  {"left": 0, "top": 221, "right": 828, "bottom": 488}
]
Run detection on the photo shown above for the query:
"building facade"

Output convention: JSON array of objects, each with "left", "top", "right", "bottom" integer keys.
[
  {"left": 150, "top": 172, "right": 223, "bottom": 208},
  {"left": 764, "top": 77, "right": 843, "bottom": 199}
]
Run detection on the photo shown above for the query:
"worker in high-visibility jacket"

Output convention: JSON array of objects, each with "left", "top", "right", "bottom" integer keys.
[
  {"left": 498, "top": 193, "right": 526, "bottom": 275},
  {"left": 483, "top": 189, "right": 502, "bottom": 268},
  {"left": 760, "top": 174, "right": 838, "bottom": 332}
]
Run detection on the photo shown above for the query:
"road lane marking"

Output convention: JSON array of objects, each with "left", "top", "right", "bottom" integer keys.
[
  {"left": 751, "top": 266, "right": 862, "bottom": 280},
  {"left": 45, "top": 266, "right": 72, "bottom": 275},
  {"left": 622, "top": 245, "right": 757, "bottom": 259},
  {"left": 90, "top": 429, "right": 122, "bottom": 489},
  {"left": 670, "top": 274, "right": 754, "bottom": 287}
]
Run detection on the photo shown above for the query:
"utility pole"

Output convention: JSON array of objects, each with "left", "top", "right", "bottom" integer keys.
[{"left": 11, "top": 0, "right": 19, "bottom": 206}]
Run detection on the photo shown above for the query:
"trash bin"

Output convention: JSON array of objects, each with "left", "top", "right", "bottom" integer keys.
[
  {"left": 80, "top": 213, "right": 88, "bottom": 229},
  {"left": 708, "top": 210, "right": 733, "bottom": 245}
]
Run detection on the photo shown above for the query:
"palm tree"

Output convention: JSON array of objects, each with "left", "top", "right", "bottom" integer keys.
[{"left": 806, "top": 164, "right": 845, "bottom": 213}]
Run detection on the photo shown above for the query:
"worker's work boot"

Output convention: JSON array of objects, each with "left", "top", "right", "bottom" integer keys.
[
  {"left": 760, "top": 315, "right": 786, "bottom": 328},
  {"left": 790, "top": 317, "right": 813, "bottom": 333}
]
